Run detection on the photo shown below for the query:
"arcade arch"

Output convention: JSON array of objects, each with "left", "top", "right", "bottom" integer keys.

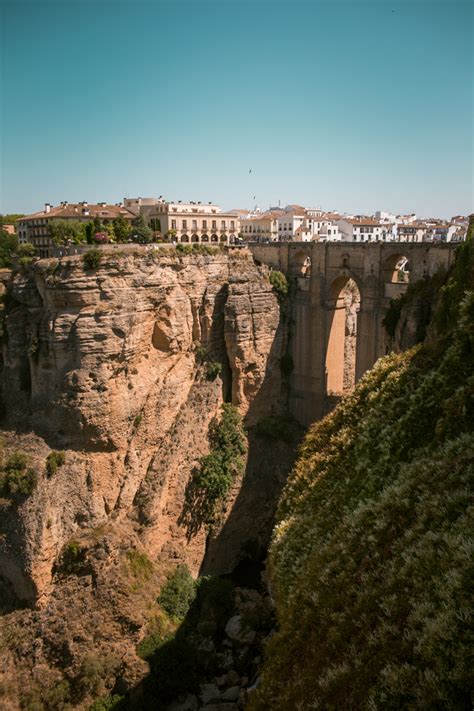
[
  {"left": 325, "top": 276, "right": 361, "bottom": 395},
  {"left": 382, "top": 253, "right": 410, "bottom": 284}
]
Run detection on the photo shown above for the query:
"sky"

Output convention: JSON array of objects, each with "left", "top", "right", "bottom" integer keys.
[{"left": 0, "top": 0, "right": 472, "bottom": 218}]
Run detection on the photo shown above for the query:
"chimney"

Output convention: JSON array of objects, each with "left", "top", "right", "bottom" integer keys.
[{"left": 45, "top": 203, "right": 51, "bottom": 214}]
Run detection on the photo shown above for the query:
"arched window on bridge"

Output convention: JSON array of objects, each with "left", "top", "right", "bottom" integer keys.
[
  {"left": 291, "top": 250, "right": 312, "bottom": 278},
  {"left": 325, "top": 277, "right": 361, "bottom": 395},
  {"left": 383, "top": 253, "right": 410, "bottom": 284},
  {"left": 382, "top": 253, "right": 411, "bottom": 300}
]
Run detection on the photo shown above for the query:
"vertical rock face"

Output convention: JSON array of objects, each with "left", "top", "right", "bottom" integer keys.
[{"left": 0, "top": 249, "right": 286, "bottom": 604}]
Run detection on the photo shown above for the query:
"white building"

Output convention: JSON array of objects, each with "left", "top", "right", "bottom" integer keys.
[
  {"left": 427, "top": 224, "right": 459, "bottom": 242},
  {"left": 277, "top": 206, "right": 306, "bottom": 241},
  {"left": 128, "top": 198, "right": 239, "bottom": 244},
  {"left": 397, "top": 223, "right": 427, "bottom": 242},
  {"left": 337, "top": 218, "right": 388, "bottom": 242},
  {"left": 240, "top": 211, "right": 282, "bottom": 241}
]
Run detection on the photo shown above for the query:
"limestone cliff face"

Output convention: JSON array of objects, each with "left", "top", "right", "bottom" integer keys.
[{"left": 0, "top": 248, "right": 285, "bottom": 605}]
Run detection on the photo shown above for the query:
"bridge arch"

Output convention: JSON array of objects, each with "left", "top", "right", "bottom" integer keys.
[
  {"left": 382, "top": 252, "right": 411, "bottom": 284},
  {"left": 325, "top": 274, "right": 361, "bottom": 395},
  {"left": 290, "top": 249, "right": 312, "bottom": 277}
]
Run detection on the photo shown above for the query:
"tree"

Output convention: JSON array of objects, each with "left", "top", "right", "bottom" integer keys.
[
  {"left": 85, "top": 221, "right": 95, "bottom": 244},
  {"left": 0, "top": 230, "right": 19, "bottom": 267},
  {"left": 131, "top": 214, "right": 153, "bottom": 244},
  {"left": 49, "top": 220, "right": 86, "bottom": 245},
  {"left": 0, "top": 214, "right": 24, "bottom": 227},
  {"left": 112, "top": 215, "right": 131, "bottom": 243},
  {"left": 93, "top": 215, "right": 104, "bottom": 233}
]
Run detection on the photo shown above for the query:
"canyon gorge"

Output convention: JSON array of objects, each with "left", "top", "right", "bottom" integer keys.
[{"left": 0, "top": 234, "right": 471, "bottom": 710}]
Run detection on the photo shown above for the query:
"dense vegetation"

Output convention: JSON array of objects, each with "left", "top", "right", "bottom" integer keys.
[
  {"left": 251, "top": 220, "right": 474, "bottom": 710},
  {"left": 49, "top": 214, "right": 155, "bottom": 246},
  {"left": 191, "top": 404, "right": 247, "bottom": 528},
  {"left": 0, "top": 450, "right": 37, "bottom": 497}
]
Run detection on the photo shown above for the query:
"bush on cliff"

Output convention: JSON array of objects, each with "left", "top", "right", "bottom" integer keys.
[
  {"left": 0, "top": 450, "right": 37, "bottom": 496},
  {"left": 157, "top": 564, "right": 197, "bottom": 621},
  {"left": 250, "top": 222, "right": 474, "bottom": 710},
  {"left": 192, "top": 403, "right": 247, "bottom": 527},
  {"left": 83, "top": 249, "right": 102, "bottom": 270},
  {"left": 45, "top": 450, "right": 65, "bottom": 477},
  {"left": 269, "top": 270, "right": 288, "bottom": 301}
]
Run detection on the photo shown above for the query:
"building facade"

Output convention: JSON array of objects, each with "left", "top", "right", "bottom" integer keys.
[
  {"left": 17, "top": 202, "right": 136, "bottom": 257},
  {"left": 142, "top": 200, "right": 239, "bottom": 244},
  {"left": 337, "top": 218, "right": 389, "bottom": 242}
]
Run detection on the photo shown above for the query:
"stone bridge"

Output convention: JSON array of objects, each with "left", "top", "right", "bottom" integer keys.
[{"left": 249, "top": 241, "right": 457, "bottom": 424}]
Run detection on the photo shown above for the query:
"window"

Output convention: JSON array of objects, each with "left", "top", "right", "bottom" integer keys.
[
  {"left": 212, "top": 220, "right": 217, "bottom": 229},
  {"left": 182, "top": 220, "right": 187, "bottom": 229},
  {"left": 192, "top": 220, "right": 197, "bottom": 229},
  {"left": 221, "top": 221, "right": 226, "bottom": 229},
  {"left": 230, "top": 220, "right": 235, "bottom": 229},
  {"left": 171, "top": 220, "right": 176, "bottom": 229},
  {"left": 202, "top": 220, "right": 207, "bottom": 229}
]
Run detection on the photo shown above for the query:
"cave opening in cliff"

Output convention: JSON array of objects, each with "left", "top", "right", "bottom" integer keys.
[{"left": 325, "top": 277, "right": 361, "bottom": 395}]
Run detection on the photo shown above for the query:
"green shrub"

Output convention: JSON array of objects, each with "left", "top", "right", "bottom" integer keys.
[
  {"left": 45, "top": 450, "right": 65, "bottom": 477},
  {"left": 89, "top": 695, "right": 125, "bottom": 711},
  {"left": 83, "top": 249, "right": 102, "bottom": 270},
  {"left": 205, "top": 360, "right": 222, "bottom": 381},
  {"left": 158, "top": 564, "right": 196, "bottom": 620},
  {"left": 0, "top": 451, "right": 37, "bottom": 496},
  {"left": 60, "top": 540, "right": 83, "bottom": 574},
  {"left": 192, "top": 404, "right": 247, "bottom": 527},
  {"left": 176, "top": 243, "right": 219, "bottom": 256},
  {"left": 269, "top": 270, "right": 289, "bottom": 301}
]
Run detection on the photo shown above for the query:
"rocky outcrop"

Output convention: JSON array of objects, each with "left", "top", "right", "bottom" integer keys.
[{"left": 0, "top": 248, "right": 286, "bottom": 606}]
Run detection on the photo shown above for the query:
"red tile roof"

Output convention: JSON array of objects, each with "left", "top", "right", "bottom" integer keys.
[{"left": 19, "top": 203, "right": 136, "bottom": 222}]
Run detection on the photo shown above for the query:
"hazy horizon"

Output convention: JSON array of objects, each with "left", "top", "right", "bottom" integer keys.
[{"left": 1, "top": 0, "right": 472, "bottom": 218}]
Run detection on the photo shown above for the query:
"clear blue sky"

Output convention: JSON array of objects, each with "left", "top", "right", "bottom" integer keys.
[{"left": 1, "top": 0, "right": 472, "bottom": 218}]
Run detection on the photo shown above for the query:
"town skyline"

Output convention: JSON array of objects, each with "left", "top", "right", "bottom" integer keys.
[{"left": 1, "top": 0, "right": 472, "bottom": 218}]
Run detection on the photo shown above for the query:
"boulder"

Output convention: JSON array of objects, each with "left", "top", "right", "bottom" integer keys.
[
  {"left": 221, "top": 686, "right": 240, "bottom": 702},
  {"left": 200, "top": 683, "right": 220, "bottom": 705},
  {"left": 224, "top": 615, "right": 256, "bottom": 645}
]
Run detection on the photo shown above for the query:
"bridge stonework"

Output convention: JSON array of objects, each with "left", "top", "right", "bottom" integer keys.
[{"left": 249, "top": 241, "right": 456, "bottom": 425}]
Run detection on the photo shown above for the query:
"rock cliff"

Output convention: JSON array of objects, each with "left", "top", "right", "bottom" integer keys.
[{"left": 0, "top": 247, "right": 295, "bottom": 709}]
